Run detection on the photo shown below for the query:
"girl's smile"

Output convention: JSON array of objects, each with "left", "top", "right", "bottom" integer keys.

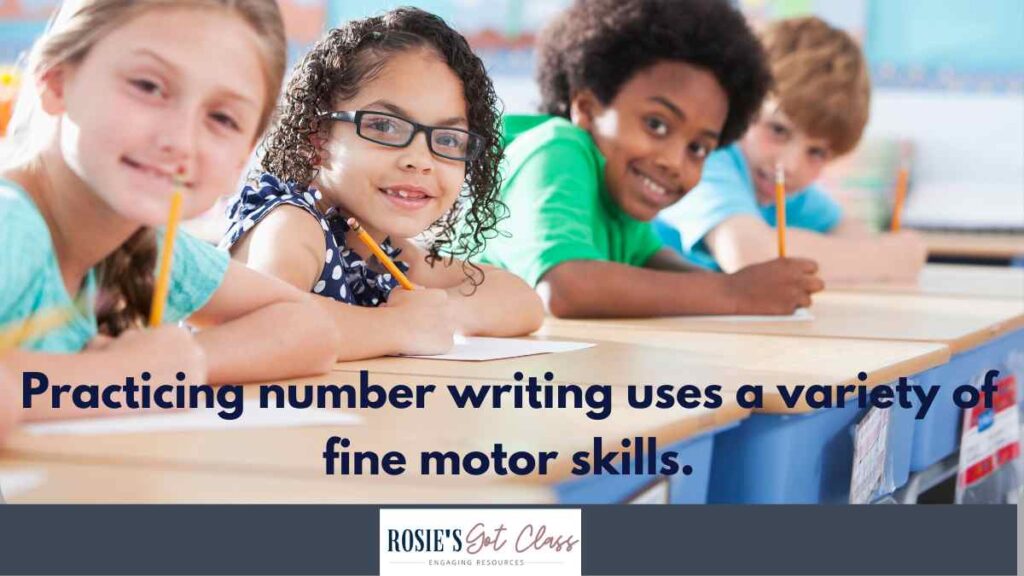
[
  {"left": 378, "top": 183, "right": 437, "bottom": 211},
  {"left": 120, "top": 156, "right": 192, "bottom": 191},
  {"left": 47, "top": 7, "right": 266, "bottom": 228},
  {"left": 313, "top": 48, "right": 469, "bottom": 241}
]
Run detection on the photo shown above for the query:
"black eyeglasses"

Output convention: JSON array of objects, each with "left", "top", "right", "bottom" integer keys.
[{"left": 319, "top": 110, "right": 485, "bottom": 162}]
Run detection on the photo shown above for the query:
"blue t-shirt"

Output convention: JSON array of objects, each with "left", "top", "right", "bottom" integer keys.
[
  {"left": 0, "top": 178, "right": 230, "bottom": 352},
  {"left": 658, "top": 144, "right": 842, "bottom": 270}
]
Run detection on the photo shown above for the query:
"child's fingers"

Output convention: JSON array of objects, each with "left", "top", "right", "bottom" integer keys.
[
  {"left": 788, "top": 257, "right": 819, "bottom": 274},
  {"left": 83, "top": 334, "right": 114, "bottom": 351},
  {"left": 0, "top": 375, "right": 18, "bottom": 442},
  {"left": 797, "top": 291, "right": 813, "bottom": 309},
  {"left": 804, "top": 276, "right": 826, "bottom": 293}
]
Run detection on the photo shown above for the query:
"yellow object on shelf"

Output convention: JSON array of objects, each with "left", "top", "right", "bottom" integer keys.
[{"left": 1, "top": 65, "right": 22, "bottom": 138}]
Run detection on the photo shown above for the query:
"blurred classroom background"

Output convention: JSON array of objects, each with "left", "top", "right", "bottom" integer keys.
[{"left": 2, "top": 0, "right": 1022, "bottom": 260}]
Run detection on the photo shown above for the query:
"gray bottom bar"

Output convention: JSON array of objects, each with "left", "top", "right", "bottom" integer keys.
[{"left": 0, "top": 505, "right": 1015, "bottom": 575}]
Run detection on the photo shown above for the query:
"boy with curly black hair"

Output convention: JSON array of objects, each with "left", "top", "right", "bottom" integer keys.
[
  {"left": 659, "top": 17, "right": 926, "bottom": 282},
  {"left": 478, "top": 0, "right": 823, "bottom": 318}
]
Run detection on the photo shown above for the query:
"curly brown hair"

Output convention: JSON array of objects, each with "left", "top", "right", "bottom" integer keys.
[
  {"left": 259, "top": 7, "right": 505, "bottom": 288},
  {"left": 537, "top": 0, "right": 771, "bottom": 148}
]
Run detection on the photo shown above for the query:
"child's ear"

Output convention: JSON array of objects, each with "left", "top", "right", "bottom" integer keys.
[
  {"left": 309, "top": 132, "right": 328, "bottom": 167},
  {"left": 37, "top": 66, "right": 68, "bottom": 116},
  {"left": 569, "top": 90, "right": 600, "bottom": 132}
]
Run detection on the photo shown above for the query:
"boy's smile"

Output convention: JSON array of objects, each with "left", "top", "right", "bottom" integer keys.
[
  {"left": 742, "top": 104, "right": 833, "bottom": 205},
  {"left": 628, "top": 160, "right": 677, "bottom": 206},
  {"left": 572, "top": 61, "right": 728, "bottom": 222}
]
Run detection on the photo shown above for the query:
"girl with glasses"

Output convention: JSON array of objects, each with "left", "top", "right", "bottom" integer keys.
[{"left": 222, "top": 8, "right": 543, "bottom": 359}]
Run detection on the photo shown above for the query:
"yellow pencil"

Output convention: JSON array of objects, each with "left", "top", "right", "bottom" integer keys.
[
  {"left": 0, "top": 306, "right": 75, "bottom": 351},
  {"left": 891, "top": 163, "right": 909, "bottom": 232},
  {"left": 775, "top": 163, "right": 787, "bottom": 258},
  {"left": 347, "top": 218, "right": 415, "bottom": 291},
  {"left": 149, "top": 173, "right": 185, "bottom": 326}
]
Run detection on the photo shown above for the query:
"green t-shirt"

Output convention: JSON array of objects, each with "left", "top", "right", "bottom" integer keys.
[
  {"left": 0, "top": 178, "right": 230, "bottom": 352},
  {"left": 478, "top": 115, "right": 663, "bottom": 286}
]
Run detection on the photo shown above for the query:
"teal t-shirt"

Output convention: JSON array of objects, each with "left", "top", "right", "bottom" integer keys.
[
  {"left": 658, "top": 144, "right": 842, "bottom": 270},
  {"left": 477, "top": 115, "right": 663, "bottom": 286},
  {"left": 0, "top": 178, "right": 230, "bottom": 352}
]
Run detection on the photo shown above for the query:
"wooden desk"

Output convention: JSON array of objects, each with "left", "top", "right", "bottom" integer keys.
[
  {"left": 339, "top": 339, "right": 820, "bottom": 390},
  {"left": 831, "top": 264, "right": 1024, "bottom": 300},
  {"left": 545, "top": 292, "right": 1024, "bottom": 354},
  {"left": 0, "top": 458, "right": 554, "bottom": 504},
  {"left": 336, "top": 335, "right": 949, "bottom": 414},
  {"left": 2, "top": 372, "right": 747, "bottom": 487},
  {"left": 919, "top": 230, "right": 1024, "bottom": 260}
]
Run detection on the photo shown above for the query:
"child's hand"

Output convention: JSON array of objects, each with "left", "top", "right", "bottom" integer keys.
[
  {"left": 98, "top": 325, "right": 208, "bottom": 384},
  {"left": 885, "top": 231, "right": 928, "bottom": 279},
  {"left": 384, "top": 288, "right": 457, "bottom": 355},
  {"left": 727, "top": 257, "right": 824, "bottom": 315},
  {"left": 0, "top": 365, "right": 19, "bottom": 442},
  {"left": 84, "top": 334, "right": 114, "bottom": 351}
]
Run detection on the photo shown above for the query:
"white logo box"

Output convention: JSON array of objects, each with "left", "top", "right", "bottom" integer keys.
[{"left": 379, "top": 508, "right": 582, "bottom": 576}]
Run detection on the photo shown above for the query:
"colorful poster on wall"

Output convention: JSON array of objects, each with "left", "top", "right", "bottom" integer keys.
[
  {"left": 0, "top": 0, "right": 60, "bottom": 62},
  {"left": 0, "top": 1, "right": 327, "bottom": 66},
  {"left": 866, "top": 0, "right": 1023, "bottom": 93},
  {"left": 279, "top": 0, "right": 326, "bottom": 64},
  {"left": 326, "top": 0, "right": 569, "bottom": 76},
  {"left": 740, "top": 0, "right": 1023, "bottom": 93}
]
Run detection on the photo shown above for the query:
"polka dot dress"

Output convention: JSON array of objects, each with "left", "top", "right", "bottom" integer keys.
[{"left": 221, "top": 173, "right": 408, "bottom": 307}]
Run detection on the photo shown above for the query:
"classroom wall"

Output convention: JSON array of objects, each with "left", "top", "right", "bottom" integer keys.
[
  {"left": 861, "top": 0, "right": 1023, "bottom": 204},
  {"left": 493, "top": 78, "right": 1024, "bottom": 196},
  {"left": 325, "top": 0, "right": 1024, "bottom": 195},
  {"left": 0, "top": 0, "right": 326, "bottom": 64},
  {"left": 2, "top": 0, "right": 1021, "bottom": 195},
  {"left": 868, "top": 90, "right": 1024, "bottom": 189}
]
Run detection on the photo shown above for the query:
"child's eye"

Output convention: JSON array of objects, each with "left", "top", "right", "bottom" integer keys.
[
  {"left": 808, "top": 147, "right": 830, "bottom": 162},
  {"left": 366, "top": 118, "right": 401, "bottom": 134},
  {"left": 769, "top": 122, "right": 790, "bottom": 139},
  {"left": 688, "top": 142, "right": 711, "bottom": 160},
  {"left": 643, "top": 116, "right": 669, "bottom": 136},
  {"left": 433, "top": 131, "right": 467, "bottom": 153},
  {"left": 129, "top": 78, "right": 165, "bottom": 97},
  {"left": 210, "top": 111, "right": 240, "bottom": 132}
]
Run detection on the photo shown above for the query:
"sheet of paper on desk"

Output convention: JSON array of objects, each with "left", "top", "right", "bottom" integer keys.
[
  {"left": 399, "top": 336, "right": 595, "bottom": 361},
  {"left": 0, "top": 469, "right": 47, "bottom": 500},
  {"left": 683, "top": 308, "right": 814, "bottom": 322},
  {"left": 23, "top": 401, "right": 362, "bottom": 436}
]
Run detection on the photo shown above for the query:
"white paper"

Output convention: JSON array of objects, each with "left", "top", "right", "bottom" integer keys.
[
  {"left": 683, "top": 308, "right": 813, "bottom": 322},
  {"left": 0, "top": 469, "right": 47, "bottom": 501},
  {"left": 23, "top": 400, "right": 361, "bottom": 436},
  {"left": 397, "top": 336, "right": 594, "bottom": 361}
]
